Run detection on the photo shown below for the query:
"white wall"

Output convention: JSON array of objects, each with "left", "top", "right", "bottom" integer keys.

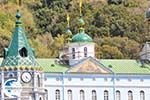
[
  {"left": 68, "top": 43, "right": 95, "bottom": 65},
  {"left": 44, "top": 73, "right": 150, "bottom": 100}
]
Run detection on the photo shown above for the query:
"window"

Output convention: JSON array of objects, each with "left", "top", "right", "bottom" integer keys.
[
  {"left": 68, "top": 77, "right": 72, "bottom": 81},
  {"left": 39, "top": 97, "right": 42, "bottom": 100},
  {"left": 56, "top": 90, "right": 60, "bottom": 100},
  {"left": 128, "top": 78, "right": 132, "bottom": 82},
  {"left": 72, "top": 48, "right": 75, "bottom": 59},
  {"left": 45, "top": 89, "right": 48, "bottom": 100},
  {"left": 104, "top": 90, "right": 109, "bottom": 100},
  {"left": 80, "top": 78, "right": 84, "bottom": 81},
  {"left": 104, "top": 78, "right": 108, "bottom": 81},
  {"left": 140, "top": 91, "right": 145, "bottom": 100},
  {"left": 80, "top": 90, "right": 85, "bottom": 100},
  {"left": 140, "top": 78, "right": 144, "bottom": 82},
  {"left": 92, "top": 90, "right": 97, "bottom": 100},
  {"left": 7, "top": 72, "right": 15, "bottom": 78},
  {"left": 68, "top": 90, "right": 72, "bottom": 100},
  {"left": 19, "top": 47, "right": 27, "bottom": 57},
  {"left": 128, "top": 91, "right": 133, "bottom": 100},
  {"left": 116, "top": 90, "right": 121, "bottom": 100},
  {"left": 84, "top": 47, "right": 87, "bottom": 57},
  {"left": 37, "top": 75, "right": 40, "bottom": 87}
]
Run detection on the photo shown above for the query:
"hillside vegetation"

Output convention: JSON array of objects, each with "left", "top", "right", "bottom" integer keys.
[{"left": 0, "top": 0, "right": 149, "bottom": 59}]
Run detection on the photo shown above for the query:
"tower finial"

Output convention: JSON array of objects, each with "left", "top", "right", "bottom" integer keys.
[
  {"left": 15, "top": 10, "right": 22, "bottom": 26},
  {"left": 67, "top": 13, "right": 70, "bottom": 28},
  {"left": 79, "top": 0, "right": 82, "bottom": 17}
]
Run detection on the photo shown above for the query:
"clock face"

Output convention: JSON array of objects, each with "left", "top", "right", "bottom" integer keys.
[{"left": 21, "top": 72, "right": 32, "bottom": 83}]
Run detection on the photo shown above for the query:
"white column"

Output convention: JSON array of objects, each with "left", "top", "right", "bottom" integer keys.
[
  {"left": 17, "top": 70, "right": 21, "bottom": 100},
  {"left": 35, "top": 93, "right": 39, "bottom": 100},
  {"left": 1, "top": 70, "right": 4, "bottom": 100}
]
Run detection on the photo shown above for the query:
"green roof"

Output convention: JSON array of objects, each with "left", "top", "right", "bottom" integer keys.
[
  {"left": 71, "top": 28, "right": 93, "bottom": 43},
  {"left": 100, "top": 59, "right": 150, "bottom": 74},
  {"left": 1, "top": 10, "right": 38, "bottom": 67},
  {"left": 37, "top": 59, "right": 69, "bottom": 73},
  {"left": 0, "top": 58, "right": 150, "bottom": 74},
  {"left": 38, "top": 59, "right": 150, "bottom": 74}
]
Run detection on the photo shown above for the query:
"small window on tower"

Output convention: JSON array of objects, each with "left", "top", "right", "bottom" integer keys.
[
  {"left": 72, "top": 48, "right": 75, "bottom": 59},
  {"left": 37, "top": 75, "right": 40, "bottom": 87},
  {"left": 19, "top": 47, "right": 27, "bottom": 57},
  {"left": 84, "top": 47, "right": 87, "bottom": 57}
]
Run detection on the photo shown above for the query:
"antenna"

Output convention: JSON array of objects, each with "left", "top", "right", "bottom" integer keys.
[
  {"left": 80, "top": 0, "right": 83, "bottom": 16},
  {"left": 67, "top": 13, "right": 70, "bottom": 28},
  {"left": 17, "top": 0, "right": 22, "bottom": 7}
]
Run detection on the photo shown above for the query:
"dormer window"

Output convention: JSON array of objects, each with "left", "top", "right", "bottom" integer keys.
[{"left": 19, "top": 47, "right": 27, "bottom": 57}]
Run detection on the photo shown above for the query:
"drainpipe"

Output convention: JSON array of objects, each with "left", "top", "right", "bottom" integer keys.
[
  {"left": 1, "top": 70, "right": 4, "bottom": 100},
  {"left": 112, "top": 72, "right": 116, "bottom": 100},
  {"left": 62, "top": 73, "right": 65, "bottom": 100}
]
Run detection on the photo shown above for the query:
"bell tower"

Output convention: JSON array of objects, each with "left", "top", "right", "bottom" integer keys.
[{"left": 0, "top": 10, "right": 46, "bottom": 100}]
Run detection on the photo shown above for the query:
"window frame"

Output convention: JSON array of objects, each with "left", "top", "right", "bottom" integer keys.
[
  {"left": 104, "top": 90, "right": 109, "bottom": 100},
  {"left": 92, "top": 90, "right": 97, "bottom": 100},
  {"left": 56, "top": 89, "right": 60, "bottom": 100}
]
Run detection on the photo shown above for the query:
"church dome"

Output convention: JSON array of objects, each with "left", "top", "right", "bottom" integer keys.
[{"left": 71, "top": 28, "right": 93, "bottom": 42}]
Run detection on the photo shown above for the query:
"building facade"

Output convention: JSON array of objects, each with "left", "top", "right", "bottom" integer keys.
[{"left": 0, "top": 11, "right": 150, "bottom": 100}]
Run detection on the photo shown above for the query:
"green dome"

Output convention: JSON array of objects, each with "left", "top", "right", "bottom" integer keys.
[{"left": 71, "top": 28, "right": 93, "bottom": 42}]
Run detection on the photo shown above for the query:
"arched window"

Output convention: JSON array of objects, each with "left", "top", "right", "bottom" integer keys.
[
  {"left": 19, "top": 47, "right": 27, "bottom": 57},
  {"left": 72, "top": 48, "right": 75, "bottom": 59},
  {"left": 84, "top": 47, "right": 87, "bottom": 57},
  {"left": 104, "top": 90, "right": 109, "bottom": 100},
  {"left": 56, "top": 90, "right": 60, "bottom": 100},
  {"left": 80, "top": 90, "right": 85, "bottom": 100},
  {"left": 140, "top": 91, "right": 145, "bottom": 100},
  {"left": 68, "top": 90, "right": 72, "bottom": 100},
  {"left": 128, "top": 91, "right": 133, "bottom": 100},
  {"left": 39, "top": 97, "right": 42, "bottom": 100},
  {"left": 92, "top": 90, "right": 97, "bottom": 100},
  {"left": 37, "top": 75, "right": 40, "bottom": 87},
  {"left": 45, "top": 89, "right": 48, "bottom": 100},
  {"left": 116, "top": 90, "right": 121, "bottom": 100},
  {"left": 7, "top": 72, "right": 15, "bottom": 78}
]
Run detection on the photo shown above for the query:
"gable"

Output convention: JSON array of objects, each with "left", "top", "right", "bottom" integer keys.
[{"left": 67, "top": 57, "right": 112, "bottom": 73}]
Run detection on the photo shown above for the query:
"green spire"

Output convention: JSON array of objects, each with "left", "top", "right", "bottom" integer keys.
[
  {"left": 78, "top": 17, "right": 85, "bottom": 27},
  {"left": 1, "top": 10, "right": 38, "bottom": 67}
]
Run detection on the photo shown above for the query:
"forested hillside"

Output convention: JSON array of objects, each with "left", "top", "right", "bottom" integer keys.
[{"left": 0, "top": 0, "right": 149, "bottom": 59}]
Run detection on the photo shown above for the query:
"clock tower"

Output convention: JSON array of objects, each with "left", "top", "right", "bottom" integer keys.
[{"left": 0, "top": 10, "right": 46, "bottom": 100}]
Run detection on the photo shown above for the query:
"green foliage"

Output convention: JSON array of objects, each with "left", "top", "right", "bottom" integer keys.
[
  {"left": 108, "top": 0, "right": 123, "bottom": 5},
  {"left": 0, "top": 0, "right": 148, "bottom": 59}
]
